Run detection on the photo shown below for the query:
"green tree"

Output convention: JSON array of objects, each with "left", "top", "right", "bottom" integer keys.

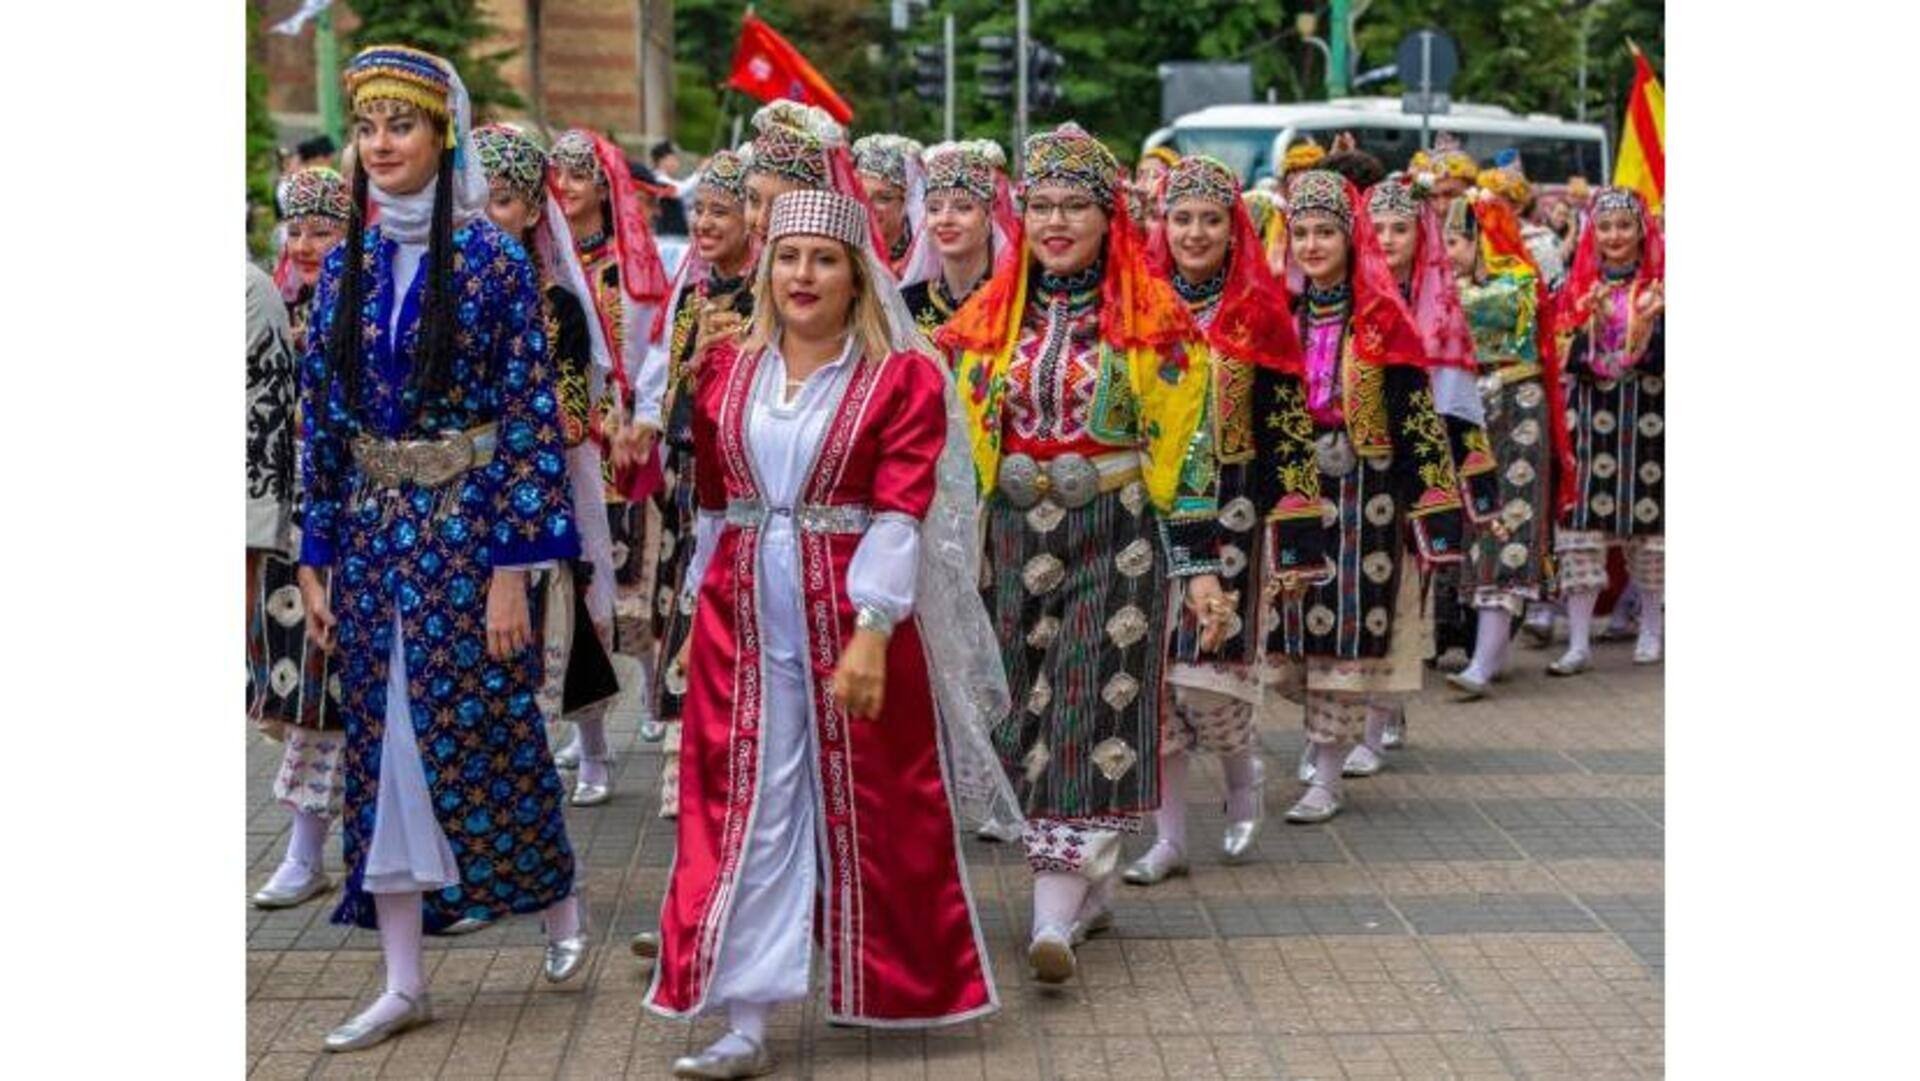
[
  {"left": 246, "top": 1, "right": 279, "bottom": 259},
  {"left": 348, "top": 0, "right": 522, "bottom": 116}
]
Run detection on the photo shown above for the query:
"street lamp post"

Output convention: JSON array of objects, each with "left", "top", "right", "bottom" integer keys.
[
  {"left": 1328, "top": 0, "right": 1350, "bottom": 97},
  {"left": 315, "top": 8, "right": 343, "bottom": 145}
]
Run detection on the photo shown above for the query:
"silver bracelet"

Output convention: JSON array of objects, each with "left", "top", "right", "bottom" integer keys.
[{"left": 854, "top": 606, "right": 895, "bottom": 637}]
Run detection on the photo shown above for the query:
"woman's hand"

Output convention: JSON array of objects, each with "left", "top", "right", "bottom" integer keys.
[
  {"left": 297, "top": 565, "right": 337, "bottom": 653},
  {"left": 830, "top": 628, "right": 889, "bottom": 720},
  {"left": 486, "top": 568, "right": 534, "bottom": 662},
  {"left": 1185, "top": 573, "right": 1232, "bottom": 652}
]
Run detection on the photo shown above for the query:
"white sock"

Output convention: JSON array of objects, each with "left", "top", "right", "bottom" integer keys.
[
  {"left": 1221, "top": 750, "right": 1262, "bottom": 821},
  {"left": 1032, "top": 872, "right": 1089, "bottom": 936},
  {"left": 1363, "top": 701, "right": 1394, "bottom": 754},
  {"left": 1309, "top": 743, "right": 1349, "bottom": 803},
  {"left": 577, "top": 717, "right": 609, "bottom": 759},
  {"left": 1564, "top": 590, "right": 1599, "bottom": 657},
  {"left": 1461, "top": 608, "right": 1512, "bottom": 683},
  {"left": 1153, "top": 752, "right": 1190, "bottom": 852},
  {"left": 264, "top": 811, "right": 329, "bottom": 891},
  {"left": 728, "top": 999, "right": 771, "bottom": 1044},
  {"left": 1636, "top": 586, "right": 1663, "bottom": 642},
  {"left": 344, "top": 892, "right": 427, "bottom": 1027},
  {"left": 555, "top": 725, "right": 583, "bottom": 763},
  {"left": 543, "top": 892, "right": 583, "bottom": 942}
]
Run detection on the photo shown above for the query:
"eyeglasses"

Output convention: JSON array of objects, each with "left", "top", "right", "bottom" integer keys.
[{"left": 1024, "top": 197, "right": 1102, "bottom": 222}]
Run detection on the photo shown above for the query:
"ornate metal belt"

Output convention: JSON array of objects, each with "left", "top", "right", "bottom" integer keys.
[
  {"left": 352, "top": 424, "right": 497, "bottom": 489},
  {"left": 724, "top": 499, "right": 872, "bottom": 534},
  {"left": 994, "top": 452, "right": 1142, "bottom": 510}
]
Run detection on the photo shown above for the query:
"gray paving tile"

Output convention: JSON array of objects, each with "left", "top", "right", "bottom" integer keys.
[{"left": 1394, "top": 893, "right": 1601, "bottom": 935}]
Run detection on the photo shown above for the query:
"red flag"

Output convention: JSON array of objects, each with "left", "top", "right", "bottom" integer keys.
[{"left": 726, "top": 13, "right": 854, "bottom": 125}]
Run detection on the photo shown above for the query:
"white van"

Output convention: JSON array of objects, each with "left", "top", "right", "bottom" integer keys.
[{"left": 1145, "top": 97, "right": 1609, "bottom": 188}]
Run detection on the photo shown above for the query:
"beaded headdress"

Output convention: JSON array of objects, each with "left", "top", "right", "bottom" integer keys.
[
  {"left": 1021, "top": 122, "right": 1119, "bottom": 198},
  {"left": 1366, "top": 177, "right": 1420, "bottom": 222},
  {"left": 852, "top": 134, "right": 924, "bottom": 191},
  {"left": 548, "top": 130, "right": 605, "bottom": 186},
  {"left": 344, "top": 45, "right": 454, "bottom": 145},
  {"left": 1282, "top": 140, "right": 1326, "bottom": 174},
  {"left": 695, "top": 149, "right": 749, "bottom": 205},
  {"left": 1162, "top": 155, "right": 1240, "bottom": 210},
  {"left": 767, "top": 189, "right": 870, "bottom": 249},
  {"left": 921, "top": 139, "right": 1006, "bottom": 202},
  {"left": 1591, "top": 185, "right": 1643, "bottom": 218},
  {"left": 1287, "top": 169, "right": 1352, "bottom": 230},
  {"left": 473, "top": 123, "right": 547, "bottom": 206},
  {"left": 747, "top": 100, "right": 842, "bottom": 189},
  {"left": 279, "top": 166, "right": 352, "bottom": 223}
]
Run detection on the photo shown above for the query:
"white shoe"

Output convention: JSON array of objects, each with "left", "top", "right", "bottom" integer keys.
[
  {"left": 1633, "top": 632, "right": 1663, "bottom": 664},
  {"left": 1546, "top": 649, "right": 1591, "bottom": 677},
  {"left": 1284, "top": 785, "right": 1342, "bottom": 824},
  {"left": 1341, "top": 745, "right": 1384, "bottom": 778},
  {"left": 1445, "top": 671, "right": 1490, "bottom": 699}
]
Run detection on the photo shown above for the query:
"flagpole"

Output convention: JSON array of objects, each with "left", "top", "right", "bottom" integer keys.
[{"left": 316, "top": 8, "right": 343, "bottom": 146}]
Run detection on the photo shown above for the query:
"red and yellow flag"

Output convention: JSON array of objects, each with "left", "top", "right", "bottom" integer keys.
[{"left": 1612, "top": 44, "right": 1664, "bottom": 214}]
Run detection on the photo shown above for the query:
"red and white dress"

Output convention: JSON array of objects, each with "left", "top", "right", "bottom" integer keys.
[{"left": 645, "top": 335, "right": 999, "bottom": 1025}]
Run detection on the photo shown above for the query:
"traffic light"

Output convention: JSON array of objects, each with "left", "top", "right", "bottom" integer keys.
[
  {"left": 912, "top": 44, "right": 944, "bottom": 105},
  {"left": 978, "top": 34, "right": 1016, "bottom": 103},
  {"left": 1028, "top": 43, "right": 1064, "bottom": 112}
]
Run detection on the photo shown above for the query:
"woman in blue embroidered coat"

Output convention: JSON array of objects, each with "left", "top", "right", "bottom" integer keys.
[{"left": 295, "top": 46, "right": 590, "bottom": 1054}]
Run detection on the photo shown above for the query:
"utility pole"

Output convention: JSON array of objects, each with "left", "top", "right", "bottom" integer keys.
[
  {"left": 1015, "top": 0, "right": 1030, "bottom": 171},
  {"left": 944, "top": 14, "right": 957, "bottom": 142},
  {"left": 315, "top": 7, "right": 343, "bottom": 145},
  {"left": 1327, "top": 0, "right": 1350, "bottom": 97}
]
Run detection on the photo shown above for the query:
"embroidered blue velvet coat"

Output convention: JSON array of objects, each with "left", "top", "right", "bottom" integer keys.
[{"left": 298, "top": 220, "right": 580, "bottom": 931}]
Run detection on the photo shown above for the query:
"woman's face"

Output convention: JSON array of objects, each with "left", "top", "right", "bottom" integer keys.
[
  {"left": 1595, "top": 209, "right": 1642, "bottom": 267},
  {"left": 692, "top": 192, "right": 750, "bottom": 270},
  {"left": 925, "top": 191, "right": 990, "bottom": 264},
  {"left": 1166, "top": 198, "right": 1231, "bottom": 283},
  {"left": 551, "top": 164, "right": 602, "bottom": 225},
  {"left": 483, "top": 183, "right": 542, "bottom": 239},
  {"left": 861, "top": 174, "right": 908, "bottom": 247},
  {"left": 1290, "top": 215, "right": 1349, "bottom": 287},
  {"left": 1445, "top": 232, "right": 1477, "bottom": 277},
  {"left": 1023, "top": 182, "right": 1107, "bottom": 276},
  {"left": 1371, "top": 214, "right": 1418, "bottom": 278},
  {"left": 745, "top": 172, "right": 804, "bottom": 241},
  {"left": 352, "top": 103, "right": 440, "bottom": 196},
  {"left": 284, "top": 217, "right": 346, "bottom": 285},
  {"left": 771, "top": 234, "right": 857, "bottom": 341}
]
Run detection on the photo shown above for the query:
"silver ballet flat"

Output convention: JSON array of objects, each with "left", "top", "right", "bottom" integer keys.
[
  {"left": 1445, "top": 671, "right": 1490, "bottom": 700},
  {"left": 1122, "top": 841, "right": 1189, "bottom": 885},
  {"left": 441, "top": 916, "right": 491, "bottom": 936},
  {"left": 1284, "top": 788, "right": 1343, "bottom": 824},
  {"left": 639, "top": 718, "right": 668, "bottom": 742},
  {"left": 672, "top": 1033, "right": 776, "bottom": 1080},
  {"left": 553, "top": 745, "right": 581, "bottom": 770},
  {"left": 1341, "top": 745, "right": 1384, "bottom": 778},
  {"left": 544, "top": 933, "right": 590, "bottom": 983},
  {"left": 323, "top": 991, "right": 431, "bottom": 1053},
  {"left": 250, "top": 867, "right": 334, "bottom": 910},
  {"left": 1546, "top": 650, "right": 1592, "bottom": 677},
  {"left": 1221, "top": 757, "right": 1268, "bottom": 863},
  {"left": 1027, "top": 926, "right": 1076, "bottom": 984},
  {"left": 1633, "top": 635, "right": 1663, "bottom": 665},
  {"left": 570, "top": 772, "right": 612, "bottom": 807},
  {"left": 630, "top": 931, "right": 660, "bottom": 959}
]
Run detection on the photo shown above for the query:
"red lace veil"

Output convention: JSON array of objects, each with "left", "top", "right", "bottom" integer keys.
[{"left": 1145, "top": 183, "right": 1303, "bottom": 372}]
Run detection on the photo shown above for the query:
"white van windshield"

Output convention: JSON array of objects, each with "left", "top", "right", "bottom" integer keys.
[{"left": 1165, "top": 128, "right": 1274, "bottom": 185}]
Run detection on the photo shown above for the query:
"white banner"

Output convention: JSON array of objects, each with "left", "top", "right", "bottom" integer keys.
[{"left": 270, "top": 0, "right": 335, "bottom": 37}]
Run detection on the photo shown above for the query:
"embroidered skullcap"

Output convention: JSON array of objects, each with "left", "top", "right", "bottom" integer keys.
[
  {"left": 1366, "top": 176, "right": 1420, "bottom": 222},
  {"left": 1282, "top": 140, "right": 1326, "bottom": 174},
  {"left": 1287, "top": 170, "right": 1352, "bottom": 230},
  {"left": 1162, "top": 155, "right": 1241, "bottom": 211},
  {"left": 852, "top": 134, "right": 924, "bottom": 190},
  {"left": 922, "top": 139, "right": 1005, "bottom": 201},
  {"left": 1591, "top": 185, "right": 1643, "bottom": 218},
  {"left": 473, "top": 123, "right": 547, "bottom": 206},
  {"left": 1022, "top": 122, "right": 1119, "bottom": 197},
  {"left": 279, "top": 166, "right": 352, "bottom": 223},
  {"left": 1475, "top": 166, "right": 1532, "bottom": 207},
  {"left": 344, "top": 45, "right": 453, "bottom": 137},
  {"left": 766, "top": 189, "right": 870, "bottom": 249},
  {"left": 695, "top": 149, "right": 749, "bottom": 204},
  {"left": 747, "top": 99, "right": 843, "bottom": 189},
  {"left": 549, "top": 129, "right": 605, "bottom": 186}
]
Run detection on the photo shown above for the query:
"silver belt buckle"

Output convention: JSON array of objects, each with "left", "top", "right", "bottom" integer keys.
[
  {"left": 1047, "top": 454, "right": 1100, "bottom": 510},
  {"left": 1314, "top": 431, "right": 1357, "bottom": 478},
  {"left": 996, "top": 454, "right": 1043, "bottom": 508}
]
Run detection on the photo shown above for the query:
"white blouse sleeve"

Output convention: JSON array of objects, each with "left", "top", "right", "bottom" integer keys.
[
  {"left": 846, "top": 512, "right": 921, "bottom": 625},
  {"left": 631, "top": 335, "right": 670, "bottom": 429},
  {"left": 679, "top": 508, "right": 727, "bottom": 607}
]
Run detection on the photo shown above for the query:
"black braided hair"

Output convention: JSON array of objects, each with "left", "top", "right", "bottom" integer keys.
[
  {"left": 408, "top": 144, "right": 459, "bottom": 399},
  {"left": 325, "top": 163, "right": 373, "bottom": 415}
]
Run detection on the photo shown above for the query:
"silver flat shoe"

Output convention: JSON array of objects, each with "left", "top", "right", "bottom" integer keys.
[
  {"left": 544, "top": 933, "right": 589, "bottom": 982},
  {"left": 1221, "top": 757, "right": 1268, "bottom": 863},
  {"left": 1381, "top": 708, "right": 1406, "bottom": 750},
  {"left": 553, "top": 745, "right": 581, "bottom": 770},
  {"left": 1341, "top": 745, "right": 1384, "bottom": 778},
  {"left": 1546, "top": 650, "right": 1591, "bottom": 677},
  {"left": 638, "top": 718, "right": 668, "bottom": 742},
  {"left": 672, "top": 1033, "right": 776, "bottom": 1080},
  {"left": 250, "top": 866, "right": 334, "bottom": 910},
  {"left": 441, "top": 916, "right": 491, "bottom": 936},
  {"left": 1284, "top": 787, "right": 1343, "bottom": 824},
  {"left": 1633, "top": 635, "right": 1663, "bottom": 665},
  {"left": 323, "top": 991, "right": 431, "bottom": 1053},
  {"left": 1445, "top": 671, "right": 1490, "bottom": 700},
  {"left": 1122, "top": 840, "right": 1189, "bottom": 885},
  {"left": 570, "top": 769, "right": 612, "bottom": 807},
  {"left": 630, "top": 931, "right": 660, "bottom": 959},
  {"left": 1027, "top": 926, "right": 1076, "bottom": 984}
]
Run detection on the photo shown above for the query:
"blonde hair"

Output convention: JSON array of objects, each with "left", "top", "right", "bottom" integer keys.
[{"left": 744, "top": 235, "right": 894, "bottom": 362}]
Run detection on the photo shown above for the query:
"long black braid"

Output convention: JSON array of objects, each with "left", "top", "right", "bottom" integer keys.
[{"left": 325, "top": 163, "right": 373, "bottom": 415}]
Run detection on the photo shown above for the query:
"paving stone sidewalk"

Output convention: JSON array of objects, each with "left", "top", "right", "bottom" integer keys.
[{"left": 247, "top": 638, "right": 1662, "bottom": 1080}]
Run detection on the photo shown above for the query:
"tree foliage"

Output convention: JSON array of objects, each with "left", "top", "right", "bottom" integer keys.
[
  {"left": 348, "top": 0, "right": 523, "bottom": 116},
  {"left": 246, "top": 1, "right": 280, "bottom": 258},
  {"left": 671, "top": 0, "right": 1663, "bottom": 165}
]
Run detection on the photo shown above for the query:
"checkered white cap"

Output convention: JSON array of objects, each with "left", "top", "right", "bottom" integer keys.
[{"left": 766, "top": 189, "right": 871, "bottom": 249}]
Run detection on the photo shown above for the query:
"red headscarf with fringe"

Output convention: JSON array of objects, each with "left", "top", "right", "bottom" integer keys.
[
  {"left": 1556, "top": 186, "right": 1665, "bottom": 335},
  {"left": 1145, "top": 189, "right": 1302, "bottom": 372},
  {"left": 1283, "top": 172, "right": 1427, "bottom": 368}
]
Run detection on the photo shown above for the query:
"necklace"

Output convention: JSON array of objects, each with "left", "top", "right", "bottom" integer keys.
[
  {"left": 1173, "top": 265, "right": 1227, "bottom": 303},
  {"left": 575, "top": 228, "right": 610, "bottom": 252}
]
